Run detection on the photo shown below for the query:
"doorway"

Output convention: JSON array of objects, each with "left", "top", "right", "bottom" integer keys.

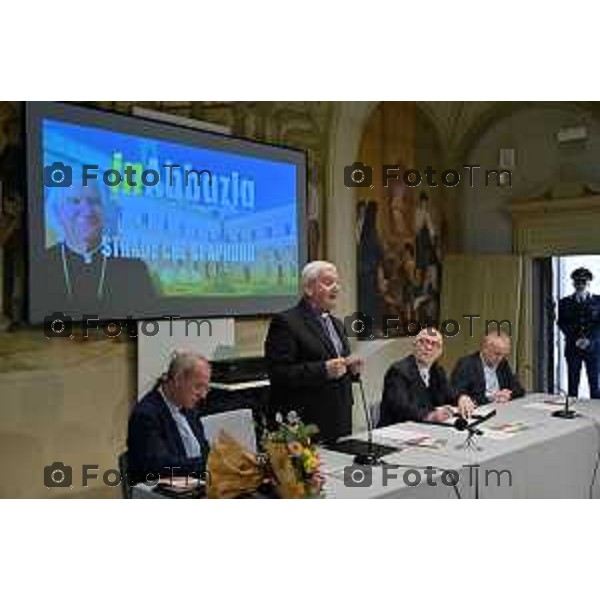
[{"left": 551, "top": 255, "right": 600, "bottom": 398}]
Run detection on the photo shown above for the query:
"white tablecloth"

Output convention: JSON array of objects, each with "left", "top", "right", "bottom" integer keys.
[{"left": 132, "top": 394, "right": 600, "bottom": 499}]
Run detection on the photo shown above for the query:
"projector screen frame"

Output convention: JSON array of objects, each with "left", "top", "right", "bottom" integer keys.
[{"left": 25, "top": 101, "right": 308, "bottom": 324}]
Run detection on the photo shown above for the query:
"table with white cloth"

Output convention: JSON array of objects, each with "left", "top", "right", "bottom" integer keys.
[
  {"left": 132, "top": 394, "right": 600, "bottom": 499},
  {"left": 321, "top": 394, "right": 600, "bottom": 499}
]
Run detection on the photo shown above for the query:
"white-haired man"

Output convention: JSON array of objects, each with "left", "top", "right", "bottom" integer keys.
[
  {"left": 379, "top": 328, "right": 475, "bottom": 426},
  {"left": 39, "top": 180, "right": 156, "bottom": 318},
  {"left": 127, "top": 351, "right": 211, "bottom": 483},
  {"left": 264, "top": 261, "right": 363, "bottom": 442}
]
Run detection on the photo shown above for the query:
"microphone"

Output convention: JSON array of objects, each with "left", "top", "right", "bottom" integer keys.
[
  {"left": 423, "top": 407, "right": 498, "bottom": 451},
  {"left": 424, "top": 409, "right": 497, "bottom": 435},
  {"left": 423, "top": 416, "right": 468, "bottom": 431},
  {"left": 470, "top": 408, "right": 497, "bottom": 430},
  {"left": 353, "top": 374, "right": 384, "bottom": 466},
  {"left": 454, "top": 416, "right": 469, "bottom": 431}
]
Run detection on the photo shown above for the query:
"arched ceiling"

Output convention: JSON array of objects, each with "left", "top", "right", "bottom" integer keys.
[
  {"left": 418, "top": 101, "right": 499, "bottom": 156},
  {"left": 330, "top": 101, "right": 524, "bottom": 165},
  {"left": 417, "top": 101, "right": 600, "bottom": 159}
]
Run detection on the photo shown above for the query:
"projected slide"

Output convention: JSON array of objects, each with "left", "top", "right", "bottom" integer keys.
[
  {"left": 27, "top": 102, "right": 306, "bottom": 323},
  {"left": 42, "top": 119, "right": 299, "bottom": 298}
]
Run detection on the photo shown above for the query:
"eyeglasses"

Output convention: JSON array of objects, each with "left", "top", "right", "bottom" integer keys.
[{"left": 417, "top": 338, "right": 442, "bottom": 349}]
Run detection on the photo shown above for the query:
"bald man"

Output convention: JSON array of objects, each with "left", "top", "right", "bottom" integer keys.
[
  {"left": 378, "top": 328, "right": 475, "bottom": 426},
  {"left": 451, "top": 332, "right": 525, "bottom": 405}
]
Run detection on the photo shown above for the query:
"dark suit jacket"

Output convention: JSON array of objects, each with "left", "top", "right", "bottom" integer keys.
[
  {"left": 127, "top": 389, "right": 210, "bottom": 483},
  {"left": 264, "top": 298, "right": 353, "bottom": 442},
  {"left": 557, "top": 294, "right": 600, "bottom": 357},
  {"left": 38, "top": 243, "right": 157, "bottom": 319},
  {"left": 451, "top": 352, "right": 525, "bottom": 405},
  {"left": 378, "top": 355, "right": 457, "bottom": 426}
]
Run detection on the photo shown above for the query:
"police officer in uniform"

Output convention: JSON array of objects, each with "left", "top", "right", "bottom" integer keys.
[{"left": 557, "top": 267, "right": 600, "bottom": 398}]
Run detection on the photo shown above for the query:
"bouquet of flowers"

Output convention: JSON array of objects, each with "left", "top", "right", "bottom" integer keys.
[
  {"left": 206, "top": 411, "right": 325, "bottom": 499},
  {"left": 206, "top": 431, "right": 266, "bottom": 499},
  {"left": 262, "top": 411, "right": 325, "bottom": 499}
]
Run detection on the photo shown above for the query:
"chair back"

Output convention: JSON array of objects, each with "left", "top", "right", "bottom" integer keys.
[{"left": 201, "top": 408, "right": 257, "bottom": 453}]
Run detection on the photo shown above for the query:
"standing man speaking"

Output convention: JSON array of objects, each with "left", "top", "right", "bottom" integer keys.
[{"left": 264, "top": 261, "right": 363, "bottom": 442}]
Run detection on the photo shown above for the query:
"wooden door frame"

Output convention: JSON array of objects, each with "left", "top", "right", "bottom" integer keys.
[{"left": 510, "top": 194, "right": 600, "bottom": 389}]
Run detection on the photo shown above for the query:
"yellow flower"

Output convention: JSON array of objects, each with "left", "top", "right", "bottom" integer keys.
[{"left": 302, "top": 450, "right": 319, "bottom": 473}]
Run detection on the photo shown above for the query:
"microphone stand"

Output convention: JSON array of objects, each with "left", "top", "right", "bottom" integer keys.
[
  {"left": 353, "top": 376, "right": 384, "bottom": 466},
  {"left": 458, "top": 409, "right": 497, "bottom": 451},
  {"left": 423, "top": 409, "right": 497, "bottom": 451},
  {"left": 460, "top": 421, "right": 483, "bottom": 451},
  {"left": 552, "top": 388, "right": 578, "bottom": 419}
]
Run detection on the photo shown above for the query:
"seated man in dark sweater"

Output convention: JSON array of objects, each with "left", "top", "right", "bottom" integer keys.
[
  {"left": 379, "top": 328, "right": 475, "bottom": 426},
  {"left": 127, "top": 351, "right": 211, "bottom": 484},
  {"left": 451, "top": 332, "right": 525, "bottom": 405}
]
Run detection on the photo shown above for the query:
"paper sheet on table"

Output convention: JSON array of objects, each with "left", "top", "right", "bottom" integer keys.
[
  {"left": 480, "top": 421, "right": 530, "bottom": 440},
  {"left": 472, "top": 405, "right": 495, "bottom": 417},
  {"left": 524, "top": 398, "right": 567, "bottom": 412},
  {"left": 373, "top": 426, "right": 448, "bottom": 449}
]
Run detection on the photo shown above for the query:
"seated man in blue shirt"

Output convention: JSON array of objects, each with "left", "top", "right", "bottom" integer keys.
[
  {"left": 451, "top": 331, "right": 524, "bottom": 405},
  {"left": 127, "top": 351, "right": 211, "bottom": 484}
]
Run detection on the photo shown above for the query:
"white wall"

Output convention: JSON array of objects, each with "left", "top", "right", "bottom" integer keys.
[
  {"left": 137, "top": 318, "right": 234, "bottom": 397},
  {"left": 462, "top": 104, "right": 600, "bottom": 254}
]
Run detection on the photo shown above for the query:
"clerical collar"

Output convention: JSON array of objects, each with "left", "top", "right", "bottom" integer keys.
[
  {"left": 61, "top": 242, "right": 107, "bottom": 300},
  {"left": 64, "top": 241, "right": 103, "bottom": 265},
  {"left": 304, "top": 298, "right": 328, "bottom": 317}
]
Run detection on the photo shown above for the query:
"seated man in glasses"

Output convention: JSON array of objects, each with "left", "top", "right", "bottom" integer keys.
[{"left": 378, "top": 327, "right": 475, "bottom": 426}]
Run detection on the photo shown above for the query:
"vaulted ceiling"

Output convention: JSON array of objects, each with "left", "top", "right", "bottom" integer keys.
[
  {"left": 417, "top": 100, "right": 599, "bottom": 159},
  {"left": 418, "top": 101, "right": 499, "bottom": 156}
]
